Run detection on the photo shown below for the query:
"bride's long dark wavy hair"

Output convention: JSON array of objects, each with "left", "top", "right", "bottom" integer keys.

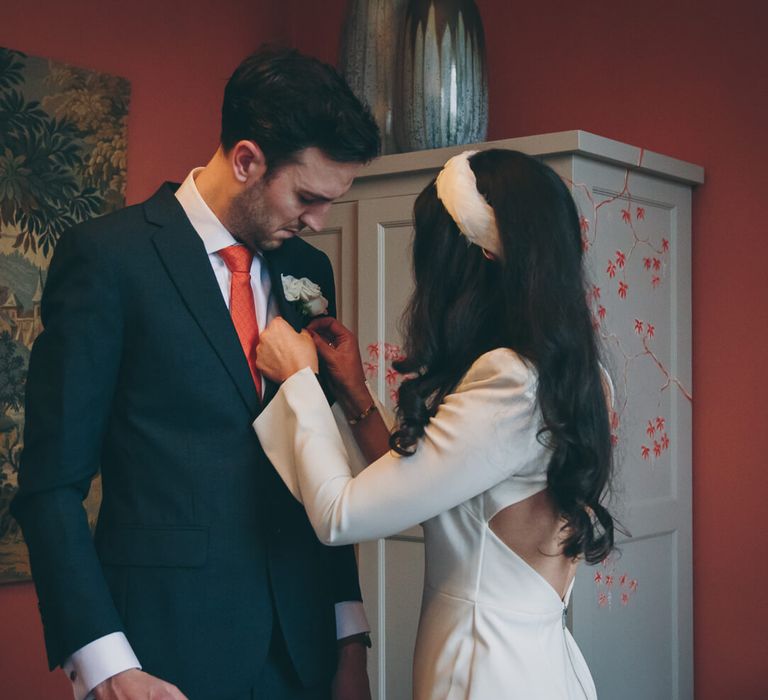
[{"left": 391, "top": 149, "right": 615, "bottom": 564}]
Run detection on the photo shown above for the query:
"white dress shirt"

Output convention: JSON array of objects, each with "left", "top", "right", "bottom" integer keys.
[{"left": 64, "top": 169, "right": 368, "bottom": 700}]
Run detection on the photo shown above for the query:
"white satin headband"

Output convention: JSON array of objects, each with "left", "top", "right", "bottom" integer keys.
[{"left": 435, "top": 150, "right": 501, "bottom": 257}]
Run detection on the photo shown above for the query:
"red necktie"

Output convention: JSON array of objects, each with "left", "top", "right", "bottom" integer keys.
[{"left": 218, "top": 245, "right": 262, "bottom": 397}]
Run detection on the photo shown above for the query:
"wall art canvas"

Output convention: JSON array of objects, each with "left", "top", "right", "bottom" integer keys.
[{"left": 0, "top": 47, "right": 130, "bottom": 582}]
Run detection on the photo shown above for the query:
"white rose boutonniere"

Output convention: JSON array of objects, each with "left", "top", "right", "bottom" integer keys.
[{"left": 281, "top": 274, "right": 329, "bottom": 319}]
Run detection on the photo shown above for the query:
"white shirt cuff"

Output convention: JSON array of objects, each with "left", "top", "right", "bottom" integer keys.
[
  {"left": 63, "top": 632, "right": 141, "bottom": 700},
  {"left": 335, "top": 600, "right": 370, "bottom": 639}
]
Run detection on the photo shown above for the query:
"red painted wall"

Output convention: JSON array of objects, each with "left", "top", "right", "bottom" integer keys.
[
  {"left": 287, "top": 1, "right": 768, "bottom": 698},
  {"left": 0, "top": 2, "right": 288, "bottom": 696}
]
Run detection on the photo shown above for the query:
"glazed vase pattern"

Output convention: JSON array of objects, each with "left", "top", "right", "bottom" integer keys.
[{"left": 395, "top": 0, "right": 488, "bottom": 151}]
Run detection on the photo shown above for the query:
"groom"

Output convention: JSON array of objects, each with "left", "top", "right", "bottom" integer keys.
[{"left": 12, "top": 47, "right": 379, "bottom": 700}]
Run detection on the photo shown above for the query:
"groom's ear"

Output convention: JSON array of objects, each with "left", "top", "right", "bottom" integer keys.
[{"left": 231, "top": 140, "right": 267, "bottom": 185}]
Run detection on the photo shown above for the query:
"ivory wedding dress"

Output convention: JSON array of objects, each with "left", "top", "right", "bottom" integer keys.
[{"left": 254, "top": 348, "right": 597, "bottom": 699}]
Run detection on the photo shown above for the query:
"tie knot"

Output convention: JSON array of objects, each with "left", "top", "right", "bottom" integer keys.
[{"left": 218, "top": 244, "right": 253, "bottom": 273}]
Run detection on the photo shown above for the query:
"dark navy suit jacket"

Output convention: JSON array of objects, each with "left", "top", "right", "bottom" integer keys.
[{"left": 12, "top": 183, "right": 362, "bottom": 698}]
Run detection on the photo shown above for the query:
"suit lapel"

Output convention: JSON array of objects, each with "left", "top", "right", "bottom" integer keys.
[
  {"left": 146, "top": 185, "right": 261, "bottom": 417},
  {"left": 262, "top": 247, "right": 305, "bottom": 332},
  {"left": 260, "top": 245, "right": 307, "bottom": 406}
]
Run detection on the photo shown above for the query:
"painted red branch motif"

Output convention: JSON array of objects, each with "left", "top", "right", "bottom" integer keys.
[
  {"left": 640, "top": 414, "right": 671, "bottom": 463},
  {"left": 365, "top": 341, "right": 407, "bottom": 404},
  {"left": 566, "top": 166, "right": 691, "bottom": 502},
  {"left": 594, "top": 555, "right": 639, "bottom": 610}
]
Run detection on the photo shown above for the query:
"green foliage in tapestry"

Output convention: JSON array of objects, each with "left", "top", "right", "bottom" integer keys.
[
  {"left": 0, "top": 47, "right": 129, "bottom": 257},
  {"left": 0, "top": 47, "right": 130, "bottom": 581}
]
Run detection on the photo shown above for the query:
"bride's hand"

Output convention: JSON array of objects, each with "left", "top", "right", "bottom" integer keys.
[
  {"left": 256, "top": 317, "right": 318, "bottom": 383},
  {"left": 307, "top": 317, "right": 370, "bottom": 417}
]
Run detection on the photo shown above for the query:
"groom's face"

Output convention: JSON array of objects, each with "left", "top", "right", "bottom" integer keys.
[{"left": 230, "top": 147, "right": 361, "bottom": 252}]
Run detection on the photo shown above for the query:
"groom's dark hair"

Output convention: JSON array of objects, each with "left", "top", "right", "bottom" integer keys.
[{"left": 221, "top": 45, "right": 380, "bottom": 174}]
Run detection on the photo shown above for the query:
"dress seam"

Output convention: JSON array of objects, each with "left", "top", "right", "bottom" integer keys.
[{"left": 424, "top": 585, "right": 564, "bottom": 618}]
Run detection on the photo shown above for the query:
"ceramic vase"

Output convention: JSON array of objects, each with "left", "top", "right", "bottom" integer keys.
[
  {"left": 340, "top": 0, "right": 409, "bottom": 154},
  {"left": 395, "top": 0, "right": 488, "bottom": 152}
]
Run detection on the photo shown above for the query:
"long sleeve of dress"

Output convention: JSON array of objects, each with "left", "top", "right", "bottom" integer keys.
[{"left": 254, "top": 349, "right": 546, "bottom": 545}]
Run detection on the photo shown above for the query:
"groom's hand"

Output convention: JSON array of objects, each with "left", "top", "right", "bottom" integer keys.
[
  {"left": 332, "top": 640, "right": 371, "bottom": 700},
  {"left": 256, "top": 317, "right": 319, "bottom": 382},
  {"left": 92, "top": 669, "right": 189, "bottom": 700}
]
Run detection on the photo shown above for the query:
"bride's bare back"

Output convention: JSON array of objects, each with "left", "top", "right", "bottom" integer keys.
[{"left": 489, "top": 489, "right": 578, "bottom": 601}]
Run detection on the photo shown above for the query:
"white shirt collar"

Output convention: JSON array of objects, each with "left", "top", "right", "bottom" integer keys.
[{"left": 175, "top": 168, "right": 241, "bottom": 255}]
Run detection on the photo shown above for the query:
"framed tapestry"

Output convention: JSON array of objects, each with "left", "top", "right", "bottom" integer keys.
[{"left": 0, "top": 47, "right": 130, "bottom": 583}]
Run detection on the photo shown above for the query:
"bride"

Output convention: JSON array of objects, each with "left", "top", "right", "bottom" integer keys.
[{"left": 254, "top": 149, "right": 615, "bottom": 699}]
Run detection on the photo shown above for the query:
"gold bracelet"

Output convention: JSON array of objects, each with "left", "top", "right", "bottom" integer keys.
[{"left": 348, "top": 402, "right": 377, "bottom": 425}]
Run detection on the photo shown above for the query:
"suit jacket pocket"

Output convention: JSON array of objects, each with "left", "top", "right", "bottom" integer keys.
[{"left": 96, "top": 525, "right": 209, "bottom": 568}]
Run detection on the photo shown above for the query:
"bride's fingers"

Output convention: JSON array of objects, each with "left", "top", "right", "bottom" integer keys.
[
  {"left": 310, "top": 331, "right": 336, "bottom": 361},
  {"left": 307, "top": 316, "right": 350, "bottom": 339},
  {"left": 307, "top": 316, "right": 335, "bottom": 331}
]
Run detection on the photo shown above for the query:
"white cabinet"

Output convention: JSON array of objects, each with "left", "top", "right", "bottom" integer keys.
[{"left": 312, "top": 131, "right": 703, "bottom": 700}]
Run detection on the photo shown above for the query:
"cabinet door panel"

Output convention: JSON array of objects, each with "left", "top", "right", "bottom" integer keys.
[
  {"left": 301, "top": 201, "right": 357, "bottom": 329},
  {"left": 355, "top": 194, "right": 425, "bottom": 700},
  {"left": 570, "top": 157, "right": 693, "bottom": 700}
]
